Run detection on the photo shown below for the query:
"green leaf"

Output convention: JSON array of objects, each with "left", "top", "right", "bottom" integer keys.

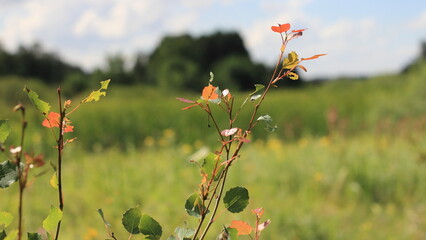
[
  {"left": 82, "top": 79, "right": 110, "bottom": 103},
  {"left": 98, "top": 209, "right": 111, "bottom": 227},
  {"left": 24, "top": 87, "right": 51, "bottom": 115},
  {"left": 175, "top": 226, "right": 195, "bottom": 239},
  {"left": 257, "top": 115, "right": 277, "bottom": 132},
  {"left": 201, "top": 153, "right": 223, "bottom": 181},
  {"left": 122, "top": 207, "right": 142, "bottom": 234},
  {"left": 139, "top": 214, "right": 162, "bottom": 240},
  {"left": 4, "top": 230, "right": 17, "bottom": 240},
  {"left": 167, "top": 236, "right": 177, "bottom": 240},
  {"left": 0, "top": 230, "right": 5, "bottom": 240},
  {"left": 27, "top": 232, "right": 43, "bottom": 240},
  {"left": 223, "top": 186, "right": 249, "bottom": 213},
  {"left": 0, "top": 120, "right": 10, "bottom": 144},
  {"left": 0, "top": 212, "right": 13, "bottom": 227},
  {"left": 50, "top": 173, "right": 58, "bottom": 189},
  {"left": 283, "top": 51, "right": 299, "bottom": 69},
  {"left": 184, "top": 193, "right": 206, "bottom": 218},
  {"left": 43, "top": 206, "right": 63, "bottom": 232},
  {"left": 217, "top": 227, "right": 238, "bottom": 240},
  {"left": 0, "top": 161, "right": 18, "bottom": 188},
  {"left": 100, "top": 79, "right": 111, "bottom": 90}
]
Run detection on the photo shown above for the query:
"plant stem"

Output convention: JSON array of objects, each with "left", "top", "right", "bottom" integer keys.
[
  {"left": 16, "top": 105, "right": 27, "bottom": 240},
  {"left": 55, "top": 88, "right": 65, "bottom": 240}
]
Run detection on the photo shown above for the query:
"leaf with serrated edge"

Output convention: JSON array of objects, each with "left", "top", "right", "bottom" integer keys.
[
  {"left": 0, "top": 120, "right": 10, "bottom": 143},
  {"left": 82, "top": 80, "right": 110, "bottom": 103},
  {"left": 0, "top": 212, "right": 13, "bottom": 227},
  {"left": 24, "top": 87, "right": 51, "bottom": 114},
  {"left": 43, "top": 206, "right": 63, "bottom": 232}
]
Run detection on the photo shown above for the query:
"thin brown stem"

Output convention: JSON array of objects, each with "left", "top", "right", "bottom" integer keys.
[
  {"left": 55, "top": 88, "right": 65, "bottom": 240},
  {"left": 16, "top": 105, "right": 27, "bottom": 240}
]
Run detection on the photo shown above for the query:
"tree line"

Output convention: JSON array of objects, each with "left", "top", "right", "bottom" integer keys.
[{"left": 0, "top": 31, "right": 308, "bottom": 93}]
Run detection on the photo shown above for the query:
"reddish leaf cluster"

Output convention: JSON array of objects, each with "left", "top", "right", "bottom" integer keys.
[{"left": 42, "top": 112, "right": 74, "bottom": 133}]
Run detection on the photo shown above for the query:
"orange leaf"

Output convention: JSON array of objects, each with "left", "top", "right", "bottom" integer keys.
[
  {"left": 42, "top": 112, "right": 61, "bottom": 128},
  {"left": 297, "top": 65, "right": 307, "bottom": 72},
  {"left": 301, "top": 54, "right": 327, "bottom": 61},
  {"left": 292, "top": 28, "right": 307, "bottom": 33},
  {"left": 229, "top": 220, "right": 253, "bottom": 235},
  {"left": 271, "top": 23, "right": 290, "bottom": 33},
  {"left": 202, "top": 85, "right": 219, "bottom": 100},
  {"left": 42, "top": 111, "right": 74, "bottom": 133}
]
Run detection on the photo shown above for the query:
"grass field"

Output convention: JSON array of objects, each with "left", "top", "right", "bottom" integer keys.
[{"left": 1, "top": 60, "right": 426, "bottom": 239}]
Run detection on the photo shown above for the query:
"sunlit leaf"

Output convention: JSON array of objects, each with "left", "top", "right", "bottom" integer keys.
[
  {"left": 0, "top": 120, "right": 10, "bottom": 144},
  {"left": 122, "top": 207, "right": 142, "bottom": 234},
  {"left": 50, "top": 173, "right": 58, "bottom": 189},
  {"left": 223, "top": 186, "right": 249, "bottom": 213},
  {"left": 43, "top": 206, "right": 63, "bottom": 232},
  {"left": 217, "top": 227, "right": 238, "bottom": 240},
  {"left": 0, "top": 212, "right": 13, "bottom": 227},
  {"left": 4, "top": 230, "right": 17, "bottom": 240},
  {"left": 42, "top": 112, "right": 74, "bottom": 133},
  {"left": 229, "top": 220, "right": 252, "bottom": 235},
  {"left": 202, "top": 85, "right": 220, "bottom": 101},
  {"left": 24, "top": 87, "right": 51, "bottom": 115},
  {"left": 257, "top": 115, "right": 272, "bottom": 122},
  {"left": 201, "top": 152, "right": 223, "bottom": 182},
  {"left": 139, "top": 214, "right": 162, "bottom": 240},
  {"left": 287, "top": 72, "right": 299, "bottom": 80},
  {"left": 301, "top": 54, "right": 327, "bottom": 61},
  {"left": 0, "top": 161, "right": 18, "bottom": 188},
  {"left": 271, "top": 23, "right": 290, "bottom": 33},
  {"left": 251, "top": 208, "right": 264, "bottom": 217},
  {"left": 82, "top": 79, "right": 110, "bottom": 103},
  {"left": 283, "top": 51, "right": 299, "bottom": 69}
]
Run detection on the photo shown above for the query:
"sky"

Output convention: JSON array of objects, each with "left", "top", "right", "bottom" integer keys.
[{"left": 1, "top": 0, "right": 426, "bottom": 79}]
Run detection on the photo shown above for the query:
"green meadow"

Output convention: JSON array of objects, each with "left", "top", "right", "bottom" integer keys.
[{"left": 1, "top": 59, "right": 426, "bottom": 239}]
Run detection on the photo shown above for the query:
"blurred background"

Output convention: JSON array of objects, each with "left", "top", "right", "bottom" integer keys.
[{"left": 1, "top": 0, "right": 426, "bottom": 239}]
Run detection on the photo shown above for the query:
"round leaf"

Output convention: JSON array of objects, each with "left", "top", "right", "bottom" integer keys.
[
  {"left": 223, "top": 186, "right": 249, "bottom": 213},
  {"left": 139, "top": 214, "right": 162, "bottom": 240},
  {"left": 122, "top": 207, "right": 142, "bottom": 234}
]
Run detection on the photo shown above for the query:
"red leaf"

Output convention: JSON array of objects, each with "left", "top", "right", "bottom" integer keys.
[
  {"left": 42, "top": 112, "right": 60, "bottom": 128},
  {"left": 297, "top": 65, "right": 307, "bottom": 72},
  {"left": 229, "top": 220, "right": 253, "bottom": 235},
  {"left": 202, "top": 85, "right": 219, "bottom": 100},
  {"left": 292, "top": 28, "right": 307, "bottom": 33},
  {"left": 42, "top": 111, "right": 74, "bottom": 133},
  {"left": 271, "top": 23, "right": 290, "bottom": 33},
  {"left": 301, "top": 54, "right": 327, "bottom": 61},
  {"left": 176, "top": 97, "right": 195, "bottom": 103}
]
